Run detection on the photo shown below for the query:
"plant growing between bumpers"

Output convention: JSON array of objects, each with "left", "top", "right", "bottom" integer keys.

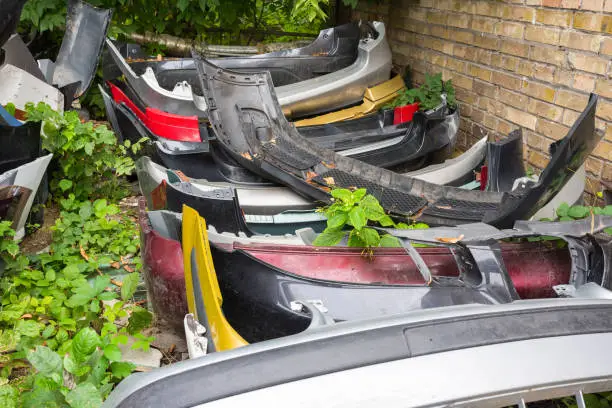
[
  {"left": 313, "top": 187, "right": 428, "bottom": 251},
  {"left": 386, "top": 72, "right": 457, "bottom": 111}
]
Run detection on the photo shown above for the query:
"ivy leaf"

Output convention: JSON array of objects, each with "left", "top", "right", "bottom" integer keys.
[
  {"left": 72, "top": 328, "right": 100, "bottom": 362},
  {"left": 127, "top": 307, "right": 153, "bottom": 334},
  {"left": 567, "top": 205, "right": 589, "bottom": 219},
  {"left": 103, "top": 344, "right": 122, "bottom": 362},
  {"left": 556, "top": 202, "right": 570, "bottom": 218},
  {"left": 110, "top": 361, "right": 135, "bottom": 379},
  {"left": 66, "top": 383, "right": 103, "bottom": 408},
  {"left": 58, "top": 179, "right": 73, "bottom": 192},
  {"left": 16, "top": 320, "right": 43, "bottom": 337},
  {"left": 0, "top": 385, "right": 18, "bottom": 408},
  {"left": 26, "top": 346, "right": 63, "bottom": 376},
  {"left": 312, "top": 230, "right": 346, "bottom": 247},
  {"left": 379, "top": 235, "right": 402, "bottom": 248},
  {"left": 326, "top": 213, "right": 347, "bottom": 230},
  {"left": 121, "top": 273, "right": 140, "bottom": 301},
  {"left": 348, "top": 207, "right": 367, "bottom": 230}
]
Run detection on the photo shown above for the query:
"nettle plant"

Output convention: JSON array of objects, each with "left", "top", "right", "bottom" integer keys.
[
  {"left": 24, "top": 102, "right": 146, "bottom": 202},
  {"left": 387, "top": 72, "right": 457, "bottom": 111},
  {"left": 313, "top": 188, "right": 428, "bottom": 250},
  {"left": 555, "top": 203, "right": 612, "bottom": 235}
]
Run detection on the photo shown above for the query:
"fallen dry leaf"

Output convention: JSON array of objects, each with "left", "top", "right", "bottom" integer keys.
[
  {"left": 79, "top": 245, "right": 89, "bottom": 261},
  {"left": 322, "top": 161, "right": 336, "bottom": 169},
  {"left": 323, "top": 177, "right": 335, "bottom": 185},
  {"left": 20, "top": 314, "right": 32, "bottom": 319},
  {"left": 305, "top": 171, "right": 318, "bottom": 181},
  {"left": 435, "top": 234, "right": 465, "bottom": 244},
  {"left": 240, "top": 152, "right": 253, "bottom": 161},
  {"left": 124, "top": 265, "right": 135, "bottom": 273},
  {"left": 110, "top": 262, "right": 120, "bottom": 269},
  {"left": 111, "top": 279, "right": 123, "bottom": 287},
  {"left": 436, "top": 205, "right": 452, "bottom": 210}
]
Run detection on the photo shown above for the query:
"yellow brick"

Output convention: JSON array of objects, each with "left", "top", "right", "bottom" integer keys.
[
  {"left": 527, "top": 99, "right": 564, "bottom": 121},
  {"left": 469, "top": 64, "right": 493, "bottom": 81},
  {"left": 449, "top": 28, "right": 475, "bottom": 44},
  {"left": 493, "top": 71, "right": 522, "bottom": 90},
  {"left": 554, "top": 69, "right": 574, "bottom": 87},
  {"left": 595, "top": 78, "right": 612, "bottom": 98},
  {"left": 522, "top": 80, "right": 556, "bottom": 102},
  {"left": 475, "top": 1, "right": 501, "bottom": 17},
  {"left": 533, "top": 63, "right": 556, "bottom": 82},
  {"left": 568, "top": 52, "right": 609, "bottom": 75},
  {"left": 581, "top": 0, "right": 605, "bottom": 11},
  {"left": 525, "top": 26, "right": 561, "bottom": 45},
  {"left": 471, "top": 16, "right": 497, "bottom": 33},
  {"left": 501, "top": 5, "right": 535, "bottom": 22},
  {"left": 500, "top": 39, "right": 530, "bottom": 57},
  {"left": 573, "top": 72, "right": 597, "bottom": 92},
  {"left": 499, "top": 88, "right": 529, "bottom": 109},
  {"left": 473, "top": 34, "right": 500, "bottom": 50},
  {"left": 446, "top": 12, "right": 471, "bottom": 28},
  {"left": 555, "top": 89, "right": 590, "bottom": 110},
  {"left": 536, "top": 9, "right": 572, "bottom": 27},
  {"left": 573, "top": 12, "right": 611, "bottom": 33},
  {"left": 473, "top": 79, "right": 498, "bottom": 98},
  {"left": 592, "top": 140, "right": 612, "bottom": 160},
  {"left": 504, "top": 106, "right": 538, "bottom": 129},
  {"left": 536, "top": 118, "right": 570, "bottom": 140},
  {"left": 495, "top": 21, "right": 525, "bottom": 39},
  {"left": 528, "top": 150, "right": 550, "bottom": 169},
  {"left": 529, "top": 45, "right": 566, "bottom": 66},
  {"left": 597, "top": 99, "right": 612, "bottom": 121},
  {"left": 427, "top": 11, "right": 447, "bottom": 25},
  {"left": 602, "top": 38, "right": 612, "bottom": 55},
  {"left": 560, "top": 31, "right": 602, "bottom": 52}
]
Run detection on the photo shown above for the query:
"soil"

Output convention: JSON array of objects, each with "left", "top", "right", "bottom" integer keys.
[{"left": 19, "top": 205, "right": 59, "bottom": 254}]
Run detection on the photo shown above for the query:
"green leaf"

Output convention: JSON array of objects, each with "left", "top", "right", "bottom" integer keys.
[
  {"left": 312, "top": 230, "right": 346, "bottom": 247},
  {"left": 103, "top": 344, "right": 122, "bottom": 362},
  {"left": 567, "top": 205, "right": 589, "bottom": 219},
  {"left": 359, "top": 227, "right": 380, "bottom": 247},
  {"left": 352, "top": 188, "right": 367, "bottom": 201},
  {"left": 347, "top": 230, "right": 365, "bottom": 247},
  {"left": 16, "top": 320, "right": 43, "bottom": 337},
  {"left": 0, "top": 385, "right": 18, "bottom": 408},
  {"left": 379, "top": 234, "right": 402, "bottom": 248},
  {"left": 58, "top": 179, "right": 73, "bottom": 192},
  {"left": 603, "top": 206, "right": 612, "bottom": 216},
  {"left": 110, "top": 361, "right": 135, "bottom": 379},
  {"left": 555, "top": 202, "right": 570, "bottom": 218},
  {"left": 120, "top": 273, "right": 139, "bottom": 301},
  {"left": 348, "top": 207, "right": 367, "bottom": 230},
  {"left": 326, "top": 213, "right": 347, "bottom": 230},
  {"left": 72, "top": 328, "right": 100, "bottom": 362},
  {"left": 330, "top": 188, "right": 352, "bottom": 203},
  {"left": 379, "top": 215, "right": 395, "bottom": 227},
  {"left": 127, "top": 307, "right": 153, "bottom": 334},
  {"left": 27, "top": 346, "right": 63, "bottom": 376},
  {"left": 66, "top": 383, "right": 103, "bottom": 408}
]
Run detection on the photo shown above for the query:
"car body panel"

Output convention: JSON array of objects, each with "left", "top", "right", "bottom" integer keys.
[
  {"left": 102, "top": 21, "right": 391, "bottom": 119},
  {"left": 182, "top": 205, "right": 248, "bottom": 352},
  {"left": 51, "top": 0, "right": 112, "bottom": 98},
  {"left": 0, "top": 154, "right": 52, "bottom": 239},
  {"left": 103, "top": 22, "right": 361, "bottom": 90},
  {"left": 195, "top": 54, "right": 601, "bottom": 227},
  {"left": 103, "top": 299, "right": 612, "bottom": 408},
  {"left": 293, "top": 74, "right": 405, "bottom": 127},
  {"left": 0, "top": 64, "right": 64, "bottom": 111}
]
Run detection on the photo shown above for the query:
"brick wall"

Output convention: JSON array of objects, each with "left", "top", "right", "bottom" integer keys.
[{"left": 350, "top": 0, "right": 612, "bottom": 202}]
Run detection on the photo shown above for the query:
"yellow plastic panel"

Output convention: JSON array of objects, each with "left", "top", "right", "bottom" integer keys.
[
  {"left": 293, "top": 75, "right": 405, "bottom": 127},
  {"left": 182, "top": 205, "right": 248, "bottom": 351}
]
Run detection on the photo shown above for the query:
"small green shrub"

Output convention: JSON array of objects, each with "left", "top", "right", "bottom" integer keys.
[
  {"left": 313, "top": 187, "right": 428, "bottom": 251},
  {"left": 24, "top": 102, "right": 146, "bottom": 202},
  {"left": 387, "top": 72, "right": 457, "bottom": 111}
]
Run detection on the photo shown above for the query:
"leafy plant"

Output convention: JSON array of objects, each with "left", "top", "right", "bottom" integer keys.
[
  {"left": 24, "top": 102, "right": 146, "bottom": 202},
  {"left": 555, "top": 203, "right": 612, "bottom": 235},
  {"left": 313, "top": 187, "right": 428, "bottom": 251},
  {"left": 387, "top": 72, "right": 457, "bottom": 111}
]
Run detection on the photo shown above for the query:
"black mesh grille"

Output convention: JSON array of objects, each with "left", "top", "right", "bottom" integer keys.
[
  {"left": 423, "top": 197, "right": 498, "bottom": 221},
  {"left": 313, "top": 169, "right": 427, "bottom": 216},
  {"left": 262, "top": 138, "right": 320, "bottom": 170}
]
